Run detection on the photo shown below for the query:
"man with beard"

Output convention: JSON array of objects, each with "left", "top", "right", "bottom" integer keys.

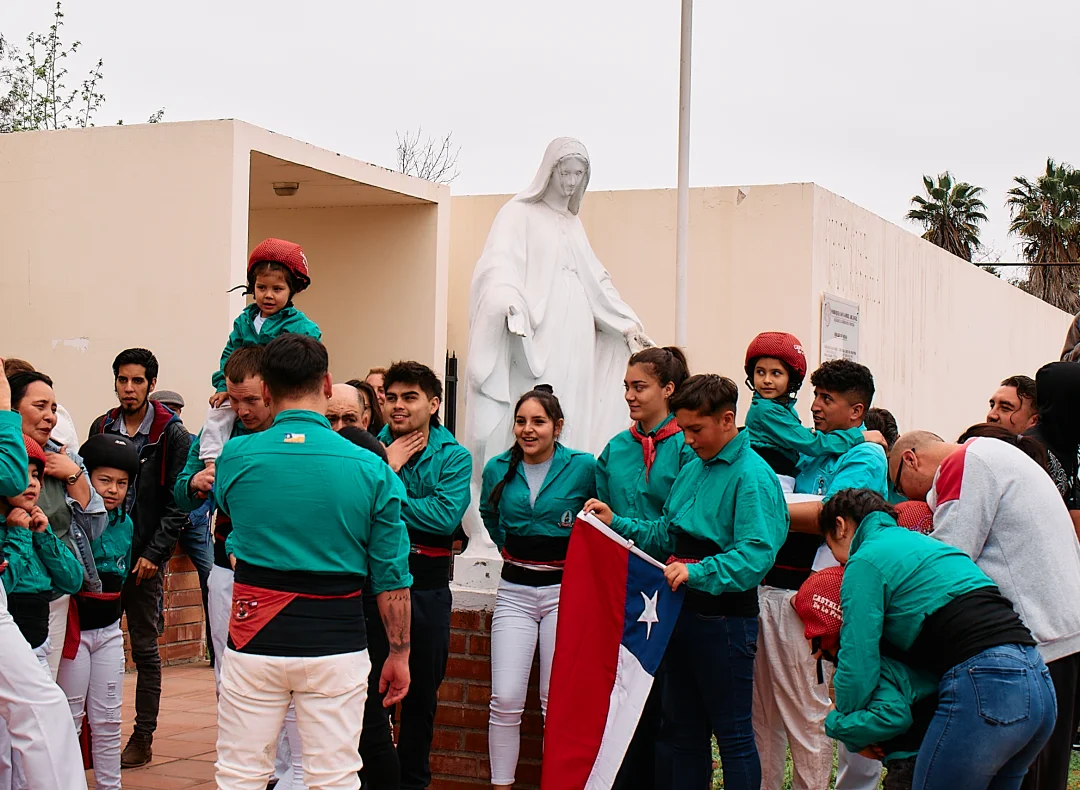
[{"left": 89, "top": 348, "right": 191, "bottom": 768}]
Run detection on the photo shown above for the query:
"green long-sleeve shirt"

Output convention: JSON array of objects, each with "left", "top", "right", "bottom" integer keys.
[
  {"left": 173, "top": 422, "right": 252, "bottom": 513},
  {"left": 217, "top": 410, "right": 412, "bottom": 594},
  {"left": 479, "top": 444, "right": 596, "bottom": 551},
  {"left": 0, "top": 412, "right": 28, "bottom": 497},
  {"left": 745, "top": 394, "right": 864, "bottom": 467},
  {"left": 610, "top": 430, "right": 788, "bottom": 593},
  {"left": 833, "top": 511, "right": 992, "bottom": 717},
  {"left": 826, "top": 655, "right": 938, "bottom": 761},
  {"left": 596, "top": 415, "right": 696, "bottom": 522},
  {"left": 88, "top": 509, "right": 135, "bottom": 579},
  {"left": 0, "top": 525, "right": 84, "bottom": 595},
  {"left": 211, "top": 304, "right": 321, "bottom": 392},
  {"left": 377, "top": 424, "right": 472, "bottom": 537}
]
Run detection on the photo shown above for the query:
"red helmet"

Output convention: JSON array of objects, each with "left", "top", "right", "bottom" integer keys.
[
  {"left": 895, "top": 501, "right": 934, "bottom": 535},
  {"left": 247, "top": 238, "right": 311, "bottom": 293},
  {"left": 744, "top": 332, "right": 807, "bottom": 385},
  {"left": 22, "top": 434, "right": 47, "bottom": 475},
  {"left": 793, "top": 566, "right": 843, "bottom": 656}
]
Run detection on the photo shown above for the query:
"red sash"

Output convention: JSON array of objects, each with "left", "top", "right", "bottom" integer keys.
[
  {"left": 62, "top": 591, "right": 122, "bottom": 660},
  {"left": 229, "top": 582, "right": 363, "bottom": 651},
  {"left": 500, "top": 548, "right": 566, "bottom": 572},
  {"left": 630, "top": 420, "right": 682, "bottom": 482},
  {"left": 411, "top": 545, "right": 453, "bottom": 558}
]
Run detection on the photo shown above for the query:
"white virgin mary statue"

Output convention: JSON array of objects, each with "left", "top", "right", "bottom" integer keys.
[{"left": 460, "top": 137, "right": 651, "bottom": 562}]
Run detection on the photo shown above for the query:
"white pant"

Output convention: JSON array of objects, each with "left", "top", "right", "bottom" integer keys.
[
  {"left": 836, "top": 744, "right": 882, "bottom": 790},
  {"left": 45, "top": 596, "right": 69, "bottom": 680},
  {"left": 488, "top": 580, "right": 560, "bottom": 786},
  {"left": 208, "top": 564, "right": 300, "bottom": 785},
  {"left": 0, "top": 584, "right": 86, "bottom": 790},
  {"left": 200, "top": 404, "right": 237, "bottom": 462},
  {"left": 753, "top": 586, "right": 834, "bottom": 790},
  {"left": 215, "top": 647, "right": 370, "bottom": 790},
  {"left": 57, "top": 622, "right": 125, "bottom": 790}
]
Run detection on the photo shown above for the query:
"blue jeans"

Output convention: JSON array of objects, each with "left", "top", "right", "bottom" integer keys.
[
  {"left": 915, "top": 643, "right": 1057, "bottom": 790},
  {"left": 658, "top": 611, "right": 759, "bottom": 790},
  {"left": 176, "top": 508, "right": 214, "bottom": 661}
]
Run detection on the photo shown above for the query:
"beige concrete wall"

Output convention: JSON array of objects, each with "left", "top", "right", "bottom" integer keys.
[
  {"left": 808, "top": 187, "right": 1073, "bottom": 440},
  {"left": 248, "top": 203, "right": 444, "bottom": 383},
  {"left": 0, "top": 121, "right": 239, "bottom": 437},
  {"left": 450, "top": 185, "right": 1072, "bottom": 441}
]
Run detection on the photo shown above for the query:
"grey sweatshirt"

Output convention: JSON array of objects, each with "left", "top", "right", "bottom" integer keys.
[{"left": 928, "top": 437, "right": 1080, "bottom": 663}]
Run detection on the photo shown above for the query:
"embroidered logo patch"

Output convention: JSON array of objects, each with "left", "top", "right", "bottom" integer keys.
[
  {"left": 283, "top": 433, "right": 306, "bottom": 444},
  {"left": 560, "top": 510, "right": 574, "bottom": 528}
]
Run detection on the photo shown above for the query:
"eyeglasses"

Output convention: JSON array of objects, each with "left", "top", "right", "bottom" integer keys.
[{"left": 892, "top": 453, "right": 909, "bottom": 498}]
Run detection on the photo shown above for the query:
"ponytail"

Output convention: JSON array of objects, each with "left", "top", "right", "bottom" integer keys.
[
  {"left": 957, "top": 423, "right": 1050, "bottom": 473},
  {"left": 628, "top": 346, "right": 690, "bottom": 394},
  {"left": 487, "top": 385, "right": 564, "bottom": 508}
]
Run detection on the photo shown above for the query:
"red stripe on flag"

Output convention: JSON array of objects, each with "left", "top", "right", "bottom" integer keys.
[{"left": 542, "top": 518, "right": 629, "bottom": 789}]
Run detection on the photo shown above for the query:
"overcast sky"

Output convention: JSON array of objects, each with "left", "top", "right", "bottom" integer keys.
[{"left": 8, "top": 0, "right": 1078, "bottom": 257}]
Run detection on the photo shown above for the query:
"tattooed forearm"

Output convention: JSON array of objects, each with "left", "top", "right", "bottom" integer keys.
[{"left": 377, "top": 588, "right": 412, "bottom": 655}]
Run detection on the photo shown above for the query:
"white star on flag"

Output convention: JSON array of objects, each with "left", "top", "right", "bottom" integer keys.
[{"left": 638, "top": 590, "right": 660, "bottom": 639}]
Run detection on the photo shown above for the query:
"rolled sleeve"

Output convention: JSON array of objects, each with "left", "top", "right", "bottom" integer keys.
[{"left": 367, "top": 471, "right": 414, "bottom": 593}]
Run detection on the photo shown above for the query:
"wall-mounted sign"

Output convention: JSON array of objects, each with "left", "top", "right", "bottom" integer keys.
[{"left": 821, "top": 294, "right": 860, "bottom": 363}]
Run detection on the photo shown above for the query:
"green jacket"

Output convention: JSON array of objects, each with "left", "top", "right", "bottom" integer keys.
[
  {"left": 834, "top": 511, "right": 993, "bottom": 716},
  {"left": 0, "top": 525, "right": 84, "bottom": 595},
  {"left": 88, "top": 509, "right": 135, "bottom": 579},
  {"left": 217, "top": 410, "right": 412, "bottom": 594},
  {"left": 826, "top": 655, "right": 938, "bottom": 761},
  {"left": 745, "top": 394, "right": 864, "bottom": 466},
  {"left": 377, "top": 424, "right": 472, "bottom": 538},
  {"left": 211, "top": 304, "right": 322, "bottom": 392},
  {"left": 610, "top": 430, "right": 788, "bottom": 594},
  {"left": 0, "top": 412, "right": 28, "bottom": 497},
  {"left": 479, "top": 444, "right": 596, "bottom": 550},
  {"left": 596, "top": 415, "right": 696, "bottom": 522},
  {"left": 173, "top": 422, "right": 252, "bottom": 513}
]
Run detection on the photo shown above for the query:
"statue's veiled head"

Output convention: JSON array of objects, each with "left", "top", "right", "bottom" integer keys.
[{"left": 516, "top": 137, "right": 591, "bottom": 215}]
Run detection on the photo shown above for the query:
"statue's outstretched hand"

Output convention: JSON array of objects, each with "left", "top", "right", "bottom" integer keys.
[
  {"left": 625, "top": 329, "right": 654, "bottom": 354},
  {"left": 507, "top": 304, "right": 527, "bottom": 337}
]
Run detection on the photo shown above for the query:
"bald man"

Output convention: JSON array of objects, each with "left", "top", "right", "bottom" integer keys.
[
  {"left": 327, "top": 383, "right": 387, "bottom": 461},
  {"left": 890, "top": 430, "right": 1080, "bottom": 790}
]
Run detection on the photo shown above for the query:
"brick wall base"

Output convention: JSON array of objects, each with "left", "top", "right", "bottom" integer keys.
[
  {"left": 122, "top": 545, "right": 207, "bottom": 670},
  {"left": 426, "top": 607, "right": 544, "bottom": 789}
]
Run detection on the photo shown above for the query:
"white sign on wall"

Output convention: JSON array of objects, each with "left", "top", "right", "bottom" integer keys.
[{"left": 821, "top": 294, "right": 860, "bottom": 363}]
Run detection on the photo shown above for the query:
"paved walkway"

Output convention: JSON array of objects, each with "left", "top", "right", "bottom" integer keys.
[{"left": 87, "top": 662, "right": 219, "bottom": 789}]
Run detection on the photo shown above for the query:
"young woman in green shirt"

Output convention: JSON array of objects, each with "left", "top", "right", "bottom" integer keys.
[{"left": 480, "top": 386, "right": 596, "bottom": 790}]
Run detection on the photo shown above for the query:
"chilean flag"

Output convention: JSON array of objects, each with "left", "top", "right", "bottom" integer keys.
[{"left": 541, "top": 512, "right": 684, "bottom": 789}]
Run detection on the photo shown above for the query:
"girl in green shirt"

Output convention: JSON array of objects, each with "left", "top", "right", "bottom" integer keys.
[{"left": 480, "top": 386, "right": 596, "bottom": 790}]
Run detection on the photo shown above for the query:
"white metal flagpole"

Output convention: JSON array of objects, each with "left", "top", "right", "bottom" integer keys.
[{"left": 675, "top": 0, "right": 693, "bottom": 348}]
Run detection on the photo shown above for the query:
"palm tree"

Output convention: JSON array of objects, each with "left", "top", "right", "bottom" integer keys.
[
  {"left": 1007, "top": 159, "right": 1080, "bottom": 313},
  {"left": 907, "top": 172, "right": 988, "bottom": 261}
]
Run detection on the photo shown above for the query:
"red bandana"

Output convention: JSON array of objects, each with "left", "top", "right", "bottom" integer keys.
[{"left": 629, "top": 420, "right": 682, "bottom": 482}]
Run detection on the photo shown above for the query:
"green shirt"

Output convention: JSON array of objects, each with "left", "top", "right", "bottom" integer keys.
[
  {"left": 377, "top": 424, "right": 472, "bottom": 538},
  {"left": 211, "top": 304, "right": 322, "bottom": 392},
  {"left": 610, "top": 430, "right": 788, "bottom": 594},
  {"left": 173, "top": 422, "right": 252, "bottom": 513},
  {"left": 217, "top": 410, "right": 412, "bottom": 594},
  {"left": 833, "top": 511, "right": 993, "bottom": 717},
  {"left": 0, "top": 412, "right": 28, "bottom": 497},
  {"left": 826, "top": 655, "right": 939, "bottom": 761},
  {"left": 88, "top": 509, "right": 135, "bottom": 579},
  {"left": 0, "top": 525, "right": 84, "bottom": 595},
  {"left": 479, "top": 444, "right": 596, "bottom": 550},
  {"left": 745, "top": 394, "right": 864, "bottom": 466},
  {"left": 596, "top": 415, "right": 696, "bottom": 522}
]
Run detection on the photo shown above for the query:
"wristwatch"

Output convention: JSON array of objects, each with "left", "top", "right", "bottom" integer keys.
[{"left": 66, "top": 469, "right": 84, "bottom": 485}]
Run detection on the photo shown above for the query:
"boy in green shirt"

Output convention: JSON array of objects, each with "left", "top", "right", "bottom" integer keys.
[{"left": 587, "top": 374, "right": 788, "bottom": 790}]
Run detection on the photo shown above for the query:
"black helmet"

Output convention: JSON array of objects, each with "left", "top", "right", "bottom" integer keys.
[{"left": 79, "top": 435, "right": 140, "bottom": 478}]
